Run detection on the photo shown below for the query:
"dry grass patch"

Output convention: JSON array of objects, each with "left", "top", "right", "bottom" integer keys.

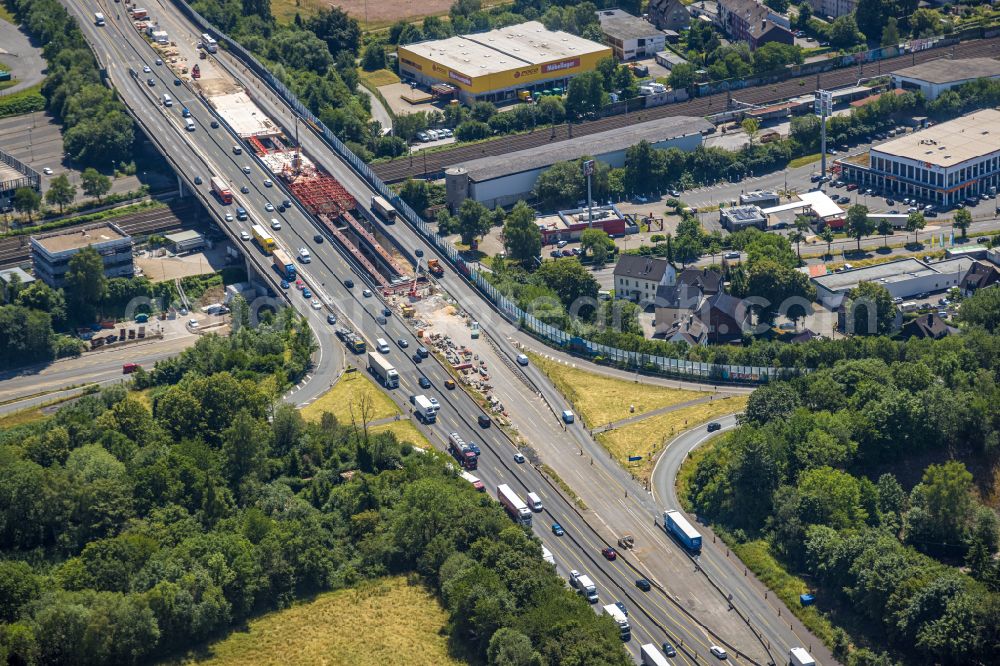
[
  {"left": 361, "top": 68, "right": 401, "bottom": 88},
  {"left": 301, "top": 371, "right": 399, "bottom": 424},
  {"left": 371, "top": 419, "right": 433, "bottom": 449},
  {"left": 0, "top": 407, "right": 47, "bottom": 429},
  {"left": 528, "top": 351, "right": 707, "bottom": 427},
  {"left": 596, "top": 396, "right": 748, "bottom": 484},
  {"left": 174, "top": 576, "right": 466, "bottom": 666}
]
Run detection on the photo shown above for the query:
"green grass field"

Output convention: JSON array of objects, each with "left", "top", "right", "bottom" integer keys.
[
  {"left": 301, "top": 371, "right": 399, "bottom": 424},
  {"left": 171, "top": 576, "right": 467, "bottom": 666}
]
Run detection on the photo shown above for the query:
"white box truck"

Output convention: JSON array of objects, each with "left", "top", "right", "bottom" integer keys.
[
  {"left": 601, "top": 604, "right": 631, "bottom": 639},
  {"left": 497, "top": 484, "right": 532, "bottom": 526},
  {"left": 789, "top": 647, "right": 816, "bottom": 666},
  {"left": 367, "top": 351, "right": 399, "bottom": 388},
  {"left": 640, "top": 643, "right": 670, "bottom": 666},
  {"left": 413, "top": 394, "right": 437, "bottom": 423},
  {"left": 575, "top": 574, "right": 598, "bottom": 603}
]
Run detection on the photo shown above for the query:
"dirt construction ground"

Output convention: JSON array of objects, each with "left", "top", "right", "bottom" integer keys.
[{"left": 312, "top": 0, "right": 455, "bottom": 25}]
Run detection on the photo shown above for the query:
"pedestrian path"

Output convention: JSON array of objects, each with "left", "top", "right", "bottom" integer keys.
[{"left": 589, "top": 394, "right": 717, "bottom": 435}]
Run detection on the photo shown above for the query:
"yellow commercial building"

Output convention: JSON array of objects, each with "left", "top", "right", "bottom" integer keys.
[{"left": 397, "top": 21, "right": 612, "bottom": 105}]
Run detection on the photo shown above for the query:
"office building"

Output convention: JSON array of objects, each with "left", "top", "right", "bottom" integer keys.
[
  {"left": 597, "top": 9, "right": 666, "bottom": 61},
  {"left": 30, "top": 223, "right": 134, "bottom": 288},
  {"left": 837, "top": 109, "right": 1000, "bottom": 207},
  {"left": 720, "top": 205, "right": 767, "bottom": 231}
]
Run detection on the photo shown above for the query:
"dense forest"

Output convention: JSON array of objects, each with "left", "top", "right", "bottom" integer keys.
[
  {"left": 0, "top": 305, "right": 628, "bottom": 665},
  {"left": 686, "top": 287, "right": 1000, "bottom": 665}
]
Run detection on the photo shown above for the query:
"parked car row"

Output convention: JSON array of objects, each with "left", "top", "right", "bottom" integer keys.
[{"left": 415, "top": 128, "right": 453, "bottom": 142}]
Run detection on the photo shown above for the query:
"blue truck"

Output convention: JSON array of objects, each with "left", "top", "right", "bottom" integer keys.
[{"left": 663, "top": 510, "right": 702, "bottom": 552}]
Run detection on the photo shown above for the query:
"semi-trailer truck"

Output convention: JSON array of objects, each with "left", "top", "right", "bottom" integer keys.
[
  {"left": 448, "top": 432, "right": 478, "bottom": 470},
  {"left": 272, "top": 248, "right": 295, "bottom": 280},
  {"left": 413, "top": 394, "right": 437, "bottom": 423},
  {"left": 367, "top": 351, "right": 399, "bottom": 388},
  {"left": 640, "top": 643, "right": 670, "bottom": 666},
  {"left": 601, "top": 604, "right": 631, "bottom": 640},
  {"left": 210, "top": 176, "right": 232, "bottom": 204},
  {"left": 460, "top": 471, "right": 485, "bottom": 492},
  {"left": 497, "top": 484, "right": 532, "bottom": 526},
  {"left": 371, "top": 195, "right": 397, "bottom": 223},
  {"left": 664, "top": 509, "right": 702, "bottom": 552},
  {"left": 789, "top": 647, "right": 817, "bottom": 666}
]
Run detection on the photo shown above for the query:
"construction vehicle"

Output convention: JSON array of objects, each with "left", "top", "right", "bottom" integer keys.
[
  {"left": 191, "top": 63, "right": 200, "bottom": 78},
  {"left": 401, "top": 304, "right": 415, "bottom": 318},
  {"left": 617, "top": 534, "right": 635, "bottom": 550},
  {"left": 427, "top": 259, "right": 444, "bottom": 277}
]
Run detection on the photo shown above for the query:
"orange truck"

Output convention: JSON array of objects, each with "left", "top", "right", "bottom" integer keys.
[{"left": 427, "top": 259, "right": 444, "bottom": 277}]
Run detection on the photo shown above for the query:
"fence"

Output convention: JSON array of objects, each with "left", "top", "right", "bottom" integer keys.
[
  {"left": 171, "top": 0, "right": 801, "bottom": 385},
  {"left": 0, "top": 147, "right": 40, "bottom": 195}
]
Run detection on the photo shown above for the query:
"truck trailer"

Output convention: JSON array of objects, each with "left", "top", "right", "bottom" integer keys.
[
  {"left": 640, "top": 643, "right": 670, "bottom": 666},
  {"left": 573, "top": 572, "right": 598, "bottom": 603},
  {"left": 789, "top": 647, "right": 817, "bottom": 666},
  {"left": 271, "top": 248, "right": 296, "bottom": 280},
  {"left": 413, "top": 394, "right": 437, "bottom": 423},
  {"left": 371, "top": 195, "right": 397, "bottom": 222},
  {"left": 210, "top": 176, "right": 232, "bottom": 204},
  {"left": 497, "top": 484, "right": 532, "bottom": 526},
  {"left": 367, "top": 351, "right": 399, "bottom": 388},
  {"left": 601, "top": 604, "right": 631, "bottom": 640},
  {"left": 664, "top": 509, "right": 702, "bottom": 552},
  {"left": 448, "top": 432, "right": 478, "bottom": 470},
  {"left": 460, "top": 471, "right": 485, "bottom": 492}
]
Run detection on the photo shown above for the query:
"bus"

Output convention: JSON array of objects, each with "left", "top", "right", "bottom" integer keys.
[
  {"left": 371, "top": 195, "right": 397, "bottom": 223},
  {"left": 251, "top": 224, "right": 276, "bottom": 254},
  {"left": 201, "top": 34, "right": 218, "bottom": 53},
  {"left": 94, "top": 12, "right": 105, "bottom": 26}
]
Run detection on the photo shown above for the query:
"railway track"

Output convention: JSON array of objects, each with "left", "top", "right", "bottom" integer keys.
[
  {"left": 373, "top": 36, "right": 1000, "bottom": 183},
  {"left": 0, "top": 201, "right": 196, "bottom": 268}
]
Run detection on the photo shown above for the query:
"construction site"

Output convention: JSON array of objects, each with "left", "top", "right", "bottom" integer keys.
[{"left": 206, "top": 88, "right": 417, "bottom": 292}]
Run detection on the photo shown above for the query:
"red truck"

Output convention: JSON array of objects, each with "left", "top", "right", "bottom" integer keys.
[
  {"left": 448, "top": 432, "right": 478, "bottom": 470},
  {"left": 210, "top": 176, "right": 232, "bottom": 204},
  {"left": 122, "top": 363, "right": 139, "bottom": 374}
]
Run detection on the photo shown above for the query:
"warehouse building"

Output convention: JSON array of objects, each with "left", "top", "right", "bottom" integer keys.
[
  {"left": 535, "top": 204, "right": 631, "bottom": 244},
  {"left": 397, "top": 21, "right": 612, "bottom": 105},
  {"left": 837, "top": 109, "right": 1000, "bottom": 207},
  {"left": 165, "top": 230, "right": 205, "bottom": 254},
  {"left": 890, "top": 57, "right": 1000, "bottom": 101},
  {"left": 597, "top": 9, "right": 666, "bottom": 61},
  {"left": 31, "top": 223, "right": 133, "bottom": 288},
  {"left": 446, "top": 115, "right": 712, "bottom": 209},
  {"left": 812, "top": 257, "right": 975, "bottom": 309}
]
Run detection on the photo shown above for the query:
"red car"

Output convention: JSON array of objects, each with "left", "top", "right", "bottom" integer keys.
[{"left": 601, "top": 547, "right": 617, "bottom": 561}]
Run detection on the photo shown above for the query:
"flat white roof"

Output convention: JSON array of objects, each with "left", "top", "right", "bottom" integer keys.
[
  {"left": 402, "top": 21, "right": 608, "bottom": 77},
  {"left": 872, "top": 109, "right": 1000, "bottom": 168},
  {"left": 209, "top": 91, "right": 280, "bottom": 138},
  {"left": 761, "top": 191, "right": 842, "bottom": 218}
]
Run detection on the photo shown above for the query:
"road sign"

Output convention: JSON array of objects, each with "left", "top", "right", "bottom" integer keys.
[
  {"left": 628, "top": 455, "right": 643, "bottom": 462},
  {"left": 582, "top": 159, "right": 595, "bottom": 176},
  {"left": 814, "top": 89, "right": 833, "bottom": 117}
]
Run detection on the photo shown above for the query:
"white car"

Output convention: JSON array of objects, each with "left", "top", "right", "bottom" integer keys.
[
  {"left": 298, "top": 248, "right": 310, "bottom": 263},
  {"left": 188, "top": 318, "right": 199, "bottom": 328},
  {"left": 264, "top": 202, "right": 274, "bottom": 212},
  {"left": 143, "top": 65, "right": 151, "bottom": 73},
  {"left": 242, "top": 165, "right": 251, "bottom": 174},
  {"left": 42, "top": 167, "right": 53, "bottom": 175},
  {"left": 264, "top": 179, "right": 272, "bottom": 187},
  {"left": 310, "top": 299, "right": 321, "bottom": 310},
  {"left": 240, "top": 229, "right": 250, "bottom": 240},
  {"left": 362, "top": 288, "right": 372, "bottom": 297},
  {"left": 225, "top": 213, "right": 234, "bottom": 222},
  {"left": 710, "top": 646, "right": 728, "bottom": 660}
]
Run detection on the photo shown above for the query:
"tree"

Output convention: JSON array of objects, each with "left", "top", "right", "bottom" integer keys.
[
  {"left": 764, "top": 0, "right": 789, "bottom": 12},
  {"left": 221, "top": 409, "right": 269, "bottom": 488},
  {"left": 360, "top": 42, "right": 386, "bottom": 71},
  {"left": 502, "top": 201, "right": 541, "bottom": 266},
  {"left": 876, "top": 217, "right": 894, "bottom": 247},
  {"left": 487, "top": 627, "right": 540, "bottom": 666},
  {"left": 45, "top": 174, "right": 76, "bottom": 214},
  {"left": 906, "top": 210, "right": 926, "bottom": 244},
  {"left": 534, "top": 258, "right": 599, "bottom": 310},
  {"left": 958, "top": 286, "right": 1000, "bottom": 332},
  {"left": 64, "top": 245, "right": 108, "bottom": 323},
  {"left": 668, "top": 62, "right": 697, "bottom": 90},
  {"left": 829, "top": 15, "right": 865, "bottom": 49},
  {"left": 820, "top": 227, "right": 835, "bottom": 258},
  {"left": 81, "top": 168, "right": 112, "bottom": 203},
  {"left": 881, "top": 16, "right": 900, "bottom": 47},
  {"left": 580, "top": 227, "right": 614, "bottom": 266},
  {"left": 953, "top": 207, "right": 972, "bottom": 239},
  {"left": 907, "top": 461, "right": 976, "bottom": 552},
  {"left": 15, "top": 281, "right": 67, "bottom": 328},
  {"left": 12, "top": 187, "right": 41, "bottom": 222},
  {"left": 856, "top": 0, "right": 886, "bottom": 42},
  {"left": 307, "top": 7, "right": 361, "bottom": 58},
  {"left": 741, "top": 118, "right": 761, "bottom": 147},
  {"left": 744, "top": 259, "right": 816, "bottom": 323},
  {"left": 454, "top": 199, "right": 492, "bottom": 246},
  {"left": 794, "top": 2, "right": 812, "bottom": 30},
  {"left": 847, "top": 281, "right": 896, "bottom": 335},
  {"left": 740, "top": 381, "right": 800, "bottom": 425},
  {"left": 565, "top": 71, "right": 606, "bottom": 118},
  {"left": 454, "top": 120, "right": 491, "bottom": 142},
  {"left": 846, "top": 204, "right": 874, "bottom": 251},
  {"left": 399, "top": 178, "right": 430, "bottom": 214}
]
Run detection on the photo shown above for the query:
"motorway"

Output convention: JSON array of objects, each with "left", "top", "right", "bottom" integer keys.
[
  {"left": 68, "top": 1, "right": 824, "bottom": 662},
  {"left": 372, "top": 37, "right": 1000, "bottom": 182}
]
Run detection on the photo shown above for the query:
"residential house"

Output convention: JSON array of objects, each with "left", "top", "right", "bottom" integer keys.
[
  {"left": 654, "top": 267, "right": 724, "bottom": 333},
  {"left": 717, "top": 0, "right": 793, "bottom": 50},
  {"left": 899, "top": 313, "right": 954, "bottom": 340},
  {"left": 960, "top": 261, "right": 1000, "bottom": 296},
  {"left": 699, "top": 291, "right": 750, "bottom": 343},
  {"left": 806, "top": 0, "right": 857, "bottom": 19},
  {"left": 648, "top": 0, "right": 691, "bottom": 32},
  {"left": 614, "top": 255, "right": 675, "bottom": 304},
  {"left": 664, "top": 316, "right": 709, "bottom": 345}
]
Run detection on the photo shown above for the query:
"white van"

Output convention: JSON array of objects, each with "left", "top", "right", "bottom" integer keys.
[
  {"left": 161, "top": 93, "right": 173, "bottom": 107},
  {"left": 526, "top": 492, "right": 543, "bottom": 512},
  {"left": 184, "top": 118, "right": 196, "bottom": 131},
  {"left": 376, "top": 338, "right": 390, "bottom": 353}
]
